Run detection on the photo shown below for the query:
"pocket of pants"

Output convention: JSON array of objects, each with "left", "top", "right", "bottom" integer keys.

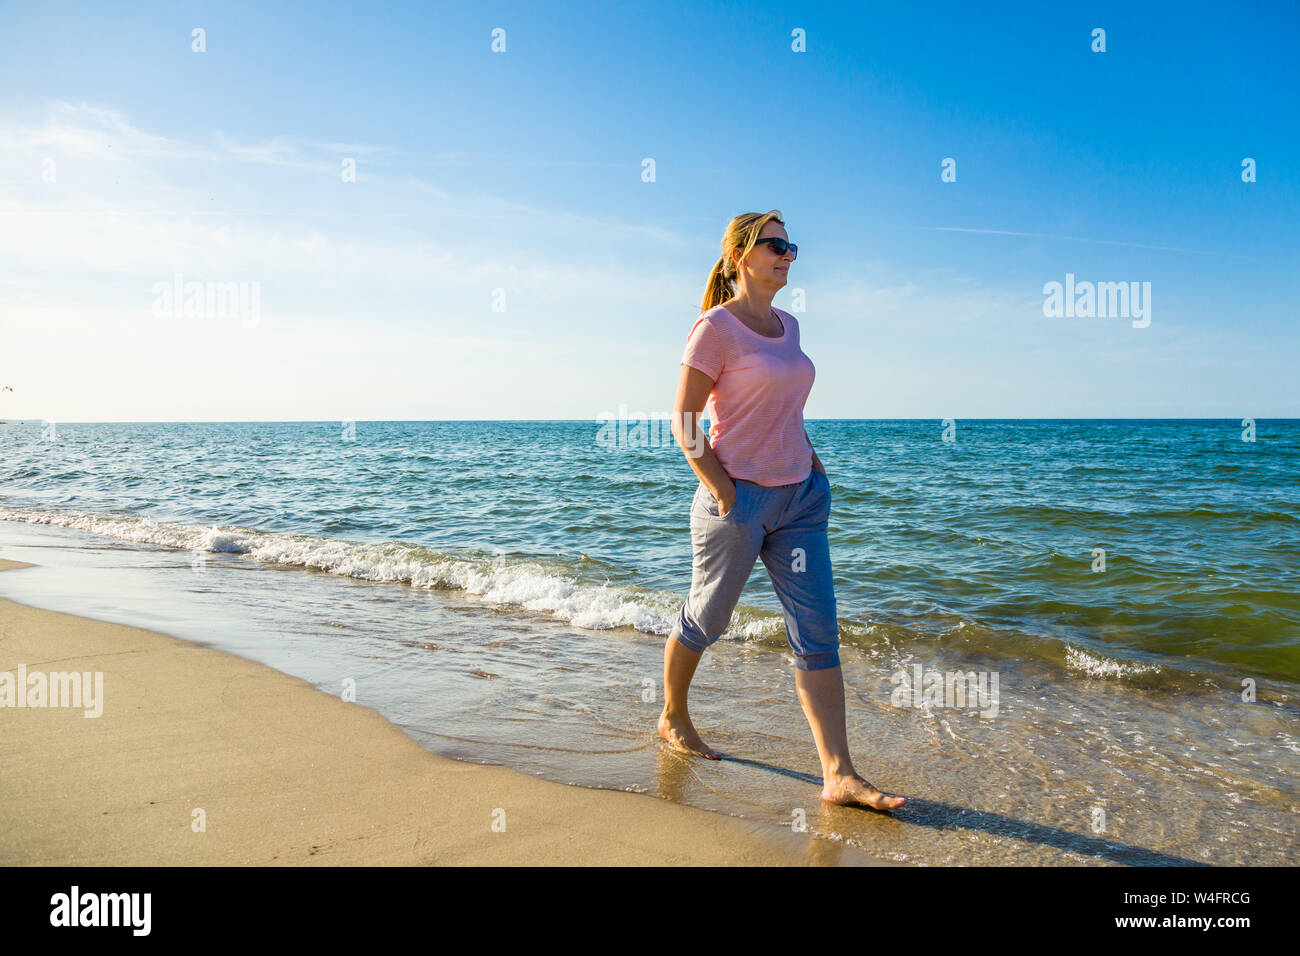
[
  {"left": 700, "top": 479, "right": 744, "bottom": 520},
  {"left": 813, "top": 469, "right": 831, "bottom": 514}
]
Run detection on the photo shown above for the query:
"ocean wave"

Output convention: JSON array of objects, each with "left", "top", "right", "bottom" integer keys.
[
  {"left": 2, "top": 505, "right": 1290, "bottom": 696},
  {"left": 0, "top": 506, "right": 780, "bottom": 639},
  {"left": 1064, "top": 644, "right": 1162, "bottom": 680}
]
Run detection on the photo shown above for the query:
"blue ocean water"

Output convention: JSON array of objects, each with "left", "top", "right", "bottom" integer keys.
[
  {"left": 3, "top": 419, "right": 1297, "bottom": 683},
  {"left": 2, "top": 419, "right": 1297, "bottom": 864}
]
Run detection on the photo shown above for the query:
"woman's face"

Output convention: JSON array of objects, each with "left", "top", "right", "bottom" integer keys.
[{"left": 734, "top": 221, "right": 793, "bottom": 289}]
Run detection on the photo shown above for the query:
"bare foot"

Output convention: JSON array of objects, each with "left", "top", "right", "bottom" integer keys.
[
  {"left": 822, "top": 773, "right": 907, "bottom": 810},
  {"left": 657, "top": 711, "right": 721, "bottom": 760}
]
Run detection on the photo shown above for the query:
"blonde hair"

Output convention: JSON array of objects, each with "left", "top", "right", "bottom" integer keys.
[{"left": 700, "top": 209, "right": 785, "bottom": 314}]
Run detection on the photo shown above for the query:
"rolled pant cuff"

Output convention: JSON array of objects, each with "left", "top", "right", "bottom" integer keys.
[
  {"left": 671, "top": 628, "right": 709, "bottom": 655},
  {"left": 794, "top": 650, "right": 841, "bottom": 671}
]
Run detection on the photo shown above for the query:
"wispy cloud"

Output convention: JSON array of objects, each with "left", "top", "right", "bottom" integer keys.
[
  {"left": 1, "top": 103, "right": 692, "bottom": 244},
  {"left": 916, "top": 226, "right": 1254, "bottom": 260},
  {"left": 0, "top": 103, "right": 703, "bottom": 335}
]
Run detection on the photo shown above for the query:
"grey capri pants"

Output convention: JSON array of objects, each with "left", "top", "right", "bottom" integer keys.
[{"left": 671, "top": 468, "right": 841, "bottom": 670}]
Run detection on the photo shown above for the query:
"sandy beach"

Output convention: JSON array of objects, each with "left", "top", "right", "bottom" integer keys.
[{"left": 0, "top": 559, "right": 884, "bottom": 866}]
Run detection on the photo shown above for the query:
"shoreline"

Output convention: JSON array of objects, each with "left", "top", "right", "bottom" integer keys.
[{"left": 0, "top": 559, "right": 887, "bottom": 866}]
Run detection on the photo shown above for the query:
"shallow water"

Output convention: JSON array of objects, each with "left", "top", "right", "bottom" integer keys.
[{"left": 1, "top": 420, "right": 1297, "bottom": 864}]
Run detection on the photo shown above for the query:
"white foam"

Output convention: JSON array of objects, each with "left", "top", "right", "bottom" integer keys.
[
  {"left": 1064, "top": 644, "right": 1160, "bottom": 679},
  {"left": 0, "top": 506, "right": 788, "bottom": 640}
]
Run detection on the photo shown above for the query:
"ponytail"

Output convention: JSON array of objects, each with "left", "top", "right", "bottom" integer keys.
[
  {"left": 699, "top": 209, "right": 784, "bottom": 315},
  {"left": 700, "top": 255, "right": 735, "bottom": 314}
]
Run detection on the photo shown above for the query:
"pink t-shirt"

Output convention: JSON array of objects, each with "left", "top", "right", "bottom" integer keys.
[{"left": 680, "top": 305, "right": 816, "bottom": 486}]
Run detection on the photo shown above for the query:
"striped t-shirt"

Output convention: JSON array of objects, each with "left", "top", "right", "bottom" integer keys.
[{"left": 680, "top": 304, "right": 816, "bottom": 486}]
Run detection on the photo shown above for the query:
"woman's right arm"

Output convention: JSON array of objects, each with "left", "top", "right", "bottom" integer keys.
[{"left": 672, "top": 364, "right": 738, "bottom": 516}]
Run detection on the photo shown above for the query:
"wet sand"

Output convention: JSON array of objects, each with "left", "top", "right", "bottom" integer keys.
[{"left": 0, "top": 559, "right": 886, "bottom": 866}]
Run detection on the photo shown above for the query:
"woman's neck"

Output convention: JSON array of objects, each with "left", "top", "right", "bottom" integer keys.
[{"left": 724, "top": 295, "right": 781, "bottom": 333}]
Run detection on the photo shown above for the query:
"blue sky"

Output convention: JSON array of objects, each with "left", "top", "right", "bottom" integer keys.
[{"left": 1, "top": 0, "right": 1296, "bottom": 420}]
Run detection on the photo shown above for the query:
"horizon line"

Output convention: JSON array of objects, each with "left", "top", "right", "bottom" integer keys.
[{"left": 3, "top": 417, "right": 1295, "bottom": 425}]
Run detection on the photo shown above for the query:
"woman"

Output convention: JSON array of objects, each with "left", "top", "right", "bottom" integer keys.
[{"left": 660, "top": 210, "right": 906, "bottom": 811}]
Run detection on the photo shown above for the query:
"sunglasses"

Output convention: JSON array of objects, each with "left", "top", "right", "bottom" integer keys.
[{"left": 754, "top": 237, "right": 797, "bottom": 260}]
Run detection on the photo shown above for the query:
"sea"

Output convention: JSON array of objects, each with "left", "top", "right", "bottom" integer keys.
[{"left": 2, "top": 419, "right": 1296, "bottom": 865}]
